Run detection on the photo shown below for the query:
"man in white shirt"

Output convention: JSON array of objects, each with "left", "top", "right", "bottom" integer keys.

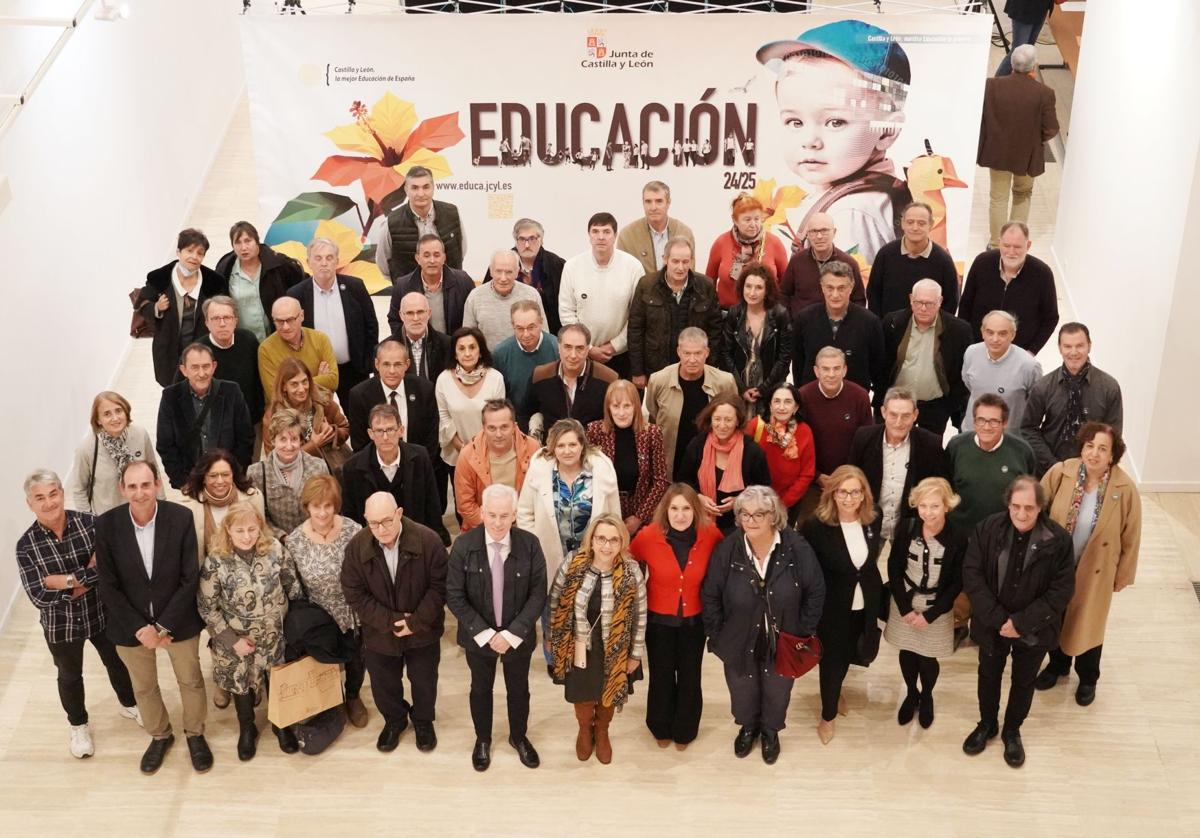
[
  {"left": 559, "top": 212, "right": 646, "bottom": 379},
  {"left": 445, "top": 484, "right": 547, "bottom": 772}
]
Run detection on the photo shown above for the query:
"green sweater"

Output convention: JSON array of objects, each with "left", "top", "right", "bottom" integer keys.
[
  {"left": 492, "top": 332, "right": 559, "bottom": 419},
  {"left": 947, "top": 432, "right": 1036, "bottom": 529}
]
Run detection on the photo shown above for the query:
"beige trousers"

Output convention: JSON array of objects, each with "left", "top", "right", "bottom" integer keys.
[
  {"left": 989, "top": 168, "right": 1036, "bottom": 246},
  {"left": 116, "top": 634, "right": 207, "bottom": 739}
]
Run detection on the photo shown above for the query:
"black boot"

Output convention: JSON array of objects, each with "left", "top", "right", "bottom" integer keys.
[
  {"left": 273, "top": 723, "right": 299, "bottom": 754},
  {"left": 232, "top": 692, "right": 258, "bottom": 761}
]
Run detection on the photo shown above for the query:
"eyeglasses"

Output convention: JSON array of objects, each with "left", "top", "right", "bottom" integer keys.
[
  {"left": 835, "top": 489, "right": 864, "bottom": 499},
  {"left": 975, "top": 418, "right": 1005, "bottom": 428},
  {"left": 911, "top": 300, "right": 939, "bottom": 309},
  {"left": 737, "top": 510, "right": 771, "bottom": 522},
  {"left": 208, "top": 314, "right": 236, "bottom": 322},
  {"left": 366, "top": 517, "right": 397, "bottom": 530},
  {"left": 807, "top": 227, "right": 833, "bottom": 236},
  {"left": 592, "top": 535, "right": 622, "bottom": 547},
  {"left": 370, "top": 426, "right": 401, "bottom": 437},
  {"left": 516, "top": 235, "right": 541, "bottom": 245},
  {"left": 272, "top": 315, "right": 302, "bottom": 326}
]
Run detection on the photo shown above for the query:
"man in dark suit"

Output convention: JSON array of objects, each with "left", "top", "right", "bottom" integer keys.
[
  {"left": 156, "top": 343, "right": 254, "bottom": 489},
  {"left": 389, "top": 290, "right": 452, "bottom": 382},
  {"left": 521, "top": 323, "right": 617, "bottom": 438},
  {"left": 961, "top": 475, "right": 1074, "bottom": 769},
  {"left": 977, "top": 43, "right": 1059, "bottom": 247},
  {"left": 849, "top": 387, "right": 949, "bottom": 544},
  {"left": 386, "top": 235, "right": 474, "bottom": 337},
  {"left": 792, "top": 261, "right": 886, "bottom": 396},
  {"left": 288, "top": 238, "right": 378, "bottom": 408},
  {"left": 94, "top": 460, "right": 211, "bottom": 774},
  {"left": 481, "top": 218, "right": 566, "bottom": 336},
  {"left": 879, "top": 278, "right": 973, "bottom": 434},
  {"left": 347, "top": 338, "right": 445, "bottom": 512},
  {"left": 341, "top": 404, "right": 449, "bottom": 545},
  {"left": 446, "top": 485, "right": 546, "bottom": 771}
]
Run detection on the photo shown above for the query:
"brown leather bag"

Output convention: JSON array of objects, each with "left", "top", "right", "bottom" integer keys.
[{"left": 129, "top": 288, "right": 155, "bottom": 338}]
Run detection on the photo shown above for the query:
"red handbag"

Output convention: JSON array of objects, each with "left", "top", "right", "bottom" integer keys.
[{"left": 774, "top": 631, "right": 822, "bottom": 679}]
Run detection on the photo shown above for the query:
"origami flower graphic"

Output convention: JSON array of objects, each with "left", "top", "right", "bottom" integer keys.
[
  {"left": 751, "top": 177, "right": 807, "bottom": 245},
  {"left": 267, "top": 217, "right": 389, "bottom": 296},
  {"left": 312, "top": 92, "right": 465, "bottom": 223}
]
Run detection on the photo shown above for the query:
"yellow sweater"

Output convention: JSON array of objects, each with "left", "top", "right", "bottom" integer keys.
[{"left": 257, "top": 328, "right": 339, "bottom": 402}]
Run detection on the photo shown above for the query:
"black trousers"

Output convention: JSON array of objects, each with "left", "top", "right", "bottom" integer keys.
[
  {"left": 818, "top": 611, "right": 865, "bottom": 722},
  {"left": 465, "top": 648, "right": 532, "bottom": 741},
  {"left": 607, "top": 351, "right": 630, "bottom": 380},
  {"left": 46, "top": 632, "right": 136, "bottom": 726},
  {"left": 644, "top": 621, "right": 706, "bottom": 743},
  {"left": 1047, "top": 644, "right": 1103, "bottom": 686},
  {"left": 977, "top": 640, "right": 1045, "bottom": 733},
  {"left": 336, "top": 363, "right": 368, "bottom": 414},
  {"left": 915, "top": 398, "right": 953, "bottom": 436},
  {"left": 723, "top": 658, "right": 794, "bottom": 733},
  {"left": 364, "top": 642, "right": 440, "bottom": 724},
  {"left": 342, "top": 628, "right": 365, "bottom": 700}
]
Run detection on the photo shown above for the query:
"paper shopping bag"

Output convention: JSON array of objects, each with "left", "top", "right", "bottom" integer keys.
[{"left": 267, "top": 656, "right": 344, "bottom": 728}]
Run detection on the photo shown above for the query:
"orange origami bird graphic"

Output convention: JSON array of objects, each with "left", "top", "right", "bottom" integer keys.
[{"left": 905, "top": 140, "right": 967, "bottom": 250}]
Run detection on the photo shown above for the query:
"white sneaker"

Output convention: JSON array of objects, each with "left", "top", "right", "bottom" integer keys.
[
  {"left": 69, "top": 723, "right": 94, "bottom": 759},
  {"left": 119, "top": 704, "right": 143, "bottom": 727}
]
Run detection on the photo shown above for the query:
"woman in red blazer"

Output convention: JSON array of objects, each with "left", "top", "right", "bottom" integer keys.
[
  {"left": 630, "top": 483, "right": 723, "bottom": 750},
  {"left": 744, "top": 384, "right": 816, "bottom": 525}
]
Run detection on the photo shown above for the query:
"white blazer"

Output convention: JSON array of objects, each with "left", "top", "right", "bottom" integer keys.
[{"left": 517, "top": 451, "right": 621, "bottom": 585}]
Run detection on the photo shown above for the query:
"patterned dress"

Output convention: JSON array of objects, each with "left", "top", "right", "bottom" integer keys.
[
  {"left": 285, "top": 519, "right": 362, "bottom": 633},
  {"left": 553, "top": 467, "right": 594, "bottom": 561},
  {"left": 198, "top": 540, "right": 303, "bottom": 695}
]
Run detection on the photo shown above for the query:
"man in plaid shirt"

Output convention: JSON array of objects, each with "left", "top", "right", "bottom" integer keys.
[{"left": 16, "top": 469, "right": 141, "bottom": 758}]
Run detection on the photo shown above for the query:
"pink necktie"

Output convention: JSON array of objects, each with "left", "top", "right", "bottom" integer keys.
[{"left": 490, "top": 542, "right": 504, "bottom": 627}]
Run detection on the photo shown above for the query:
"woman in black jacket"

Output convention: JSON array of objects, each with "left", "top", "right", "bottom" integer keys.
[
  {"left": 720, "top": 262, "right": 793, "bottom": 418},
  {"left": 802, "top": 464, "right": 884, "bottom": 745},
  {"left": 137, "top": 228, "right": 227, "bottom": 387},
  {"left": 702, "top": 485, "right": 824, "bottom": 765},
  {"left": 678, "top": 395, "right": 771, "bottom": 534},
  {"left": 214, "top": 221, "right": 306, "bottom": 341},
  {"left": 883, "top": 477, "right": 965, "bottom": 729}
]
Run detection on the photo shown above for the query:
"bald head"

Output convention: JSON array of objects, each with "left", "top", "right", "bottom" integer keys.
[
  {"left": 364, "top": 492, "right": 402, "bottom": 546},
  {"left": 398, "top": 291, "right": 431, "bottom": 339},
  {"left": 271, "top": 296, "right": 304, "bottom": 344},
  {"left": 806, "top": 212, "right": 837, "bottom": 256}
]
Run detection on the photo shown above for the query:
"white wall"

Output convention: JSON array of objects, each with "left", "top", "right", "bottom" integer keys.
[
  {"left": 1052, "top": 2, "right": 1200, "bottom": 489},
  {"left": 0, "top": 3, "right": 244, "bottom": 628}
]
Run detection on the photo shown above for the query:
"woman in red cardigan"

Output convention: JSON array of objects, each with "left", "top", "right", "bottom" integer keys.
[
  {"left": 745, "top": 383, "right": 816, "bottom": 526},
  {"left": 585, "top": 379, "right": 670, "bottom": 537},
  {"left": 705, "top": 192, "right": 790, "bottom": 309},
  {"left": 630, "top": 483, "right": 723, "bottom": 750}
]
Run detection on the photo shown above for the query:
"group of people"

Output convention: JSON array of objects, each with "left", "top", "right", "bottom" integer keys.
[{"left": 17, "top": 149, "right": 1137, "bottom": 774}]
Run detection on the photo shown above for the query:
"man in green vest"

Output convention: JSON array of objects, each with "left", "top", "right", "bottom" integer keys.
[{"left": 373, "top": 165, "right": 467, "bottom": 282}]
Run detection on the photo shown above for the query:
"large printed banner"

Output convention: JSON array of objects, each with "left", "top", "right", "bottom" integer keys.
[{"left": 241, "top": 13, "right": 991, "bottom": 293}]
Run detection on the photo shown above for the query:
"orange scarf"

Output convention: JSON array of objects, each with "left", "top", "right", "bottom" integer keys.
[{"left": 699, "top": 431, "right": 745, "bottom": 501}]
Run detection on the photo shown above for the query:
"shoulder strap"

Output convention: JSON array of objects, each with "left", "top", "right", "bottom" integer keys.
[
  {"left": 752, "top": 419, "right": 766, "bottom": 445},
  {"left": 86, "top": 434, "right": 99, "bottom": 507},
  {"left": 259, "top": 462, "right": 270, "bottom": 521}
]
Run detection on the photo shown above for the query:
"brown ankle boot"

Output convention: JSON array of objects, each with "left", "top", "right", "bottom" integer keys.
[
  {"left": 573, "top": 702, "right": 596, "bottom": 761},
  {"left": 594, "top": 703, "right": 615, "bottom": 764}
]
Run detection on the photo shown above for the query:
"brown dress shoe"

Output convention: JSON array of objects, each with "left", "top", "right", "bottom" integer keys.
[
  {"left": 594, "top": 704, "right": 615, "bottom": 764},
  {"left": 655, "top": 738, "right": 671, "bottom": 748},
  {"left": 345, "top": 697, "right": 369, "bottom": 728},
  {"left": 573, "top": 702, "right": 596, "bottom": 761}
]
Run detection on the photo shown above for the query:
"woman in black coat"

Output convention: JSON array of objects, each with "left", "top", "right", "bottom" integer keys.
[
  {"left": 720, "top": 262, "right": 793, "bottom": 418},
  {"left": 701, "top": 485, "right": 824, "bottom": 765},
  {"left": 801, "top": 464, "right": 884, "bottom": 745},
  {"left": 678, "top": 395, "right": 771, "bottom": 534},
  {"left": 137, "top": 228, "right": 227, "bottom": 387},
  {"left": 214, "top": 220, "right": 306, "bottom": 341}
]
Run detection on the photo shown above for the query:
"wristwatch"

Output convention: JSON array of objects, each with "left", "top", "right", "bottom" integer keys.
[{"left": 64, "top": 574, "right": 76, "bottom": 589}]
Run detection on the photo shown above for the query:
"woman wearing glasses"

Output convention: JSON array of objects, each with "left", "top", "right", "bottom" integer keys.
[
  {"left": 802, "top": 464, "right": 884, "bottom": 745},
  {"left": 548, "top": 514, "right": 647, "bottom": 765},
  {"left": 701, "top": 486, "right": 824, "bottom": 764}
]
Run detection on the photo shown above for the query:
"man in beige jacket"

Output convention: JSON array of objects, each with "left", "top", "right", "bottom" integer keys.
[{"left": 616, "top": 180, "right": 696, "bottom": 277}]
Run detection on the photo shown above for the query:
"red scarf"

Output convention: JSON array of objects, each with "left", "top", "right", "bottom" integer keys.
[{"left": 699, "top": 431, "right": 745, "bottom": 501}]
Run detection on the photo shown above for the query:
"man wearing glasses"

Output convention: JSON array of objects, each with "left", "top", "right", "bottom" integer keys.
[
  {"left": 202, "top": 296, "right": 265, "bottom": 446},
  {"left": 779, "top": 211, "right": 865, "bottom": 318},
  {"left": 483, "top": 218, "right": 567, "bottom": 336},
  {"left": 341, "top": 491, "right": 448, "bottom": 754},
  {"left": 256, "top": 296, "right": 338, "bottom": 401},
  {"left": 878, "top": 278, "right": 973, "bottom": 434},
  {"left": 865, "top": 202, "right": 960, "bottom": 318}
]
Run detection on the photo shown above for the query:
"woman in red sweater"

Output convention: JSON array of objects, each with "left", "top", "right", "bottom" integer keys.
[
  {"left": 745, "top": 384, "right": 816, "bottom": 525},
  {"left": 629, "top": 483, "right": 724, "bottom": 750},
  {"left": 705, "top": 192, "right": 790, "bottom": 309}
]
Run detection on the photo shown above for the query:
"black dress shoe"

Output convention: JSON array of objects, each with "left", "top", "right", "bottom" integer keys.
[
  {"left": 413, "top": 720, "right": 437, "bottom": 752},
  {"left": 897, "top": 692, "right": 919, "bottom": 725},
  {"left": 1002, "top": 729, "right": 1025, "bottom": 768},
  {"left": 273, "top": 724, "right": 299, "bottom": 754},
  {"left": 186, "top": 735, "right": 213, "bottom": 773},
  {"left": 1075, "top": 683, "right": 1096, "bottom": 706},
  {"left": 962, "top": 721, "right": 998, "bottom": 756},
  {"left": 1035, "top": 666, "right": 1065, "bottom": 691},
  {"left": 140, "top": 735, "right": 174, "bottom": 774},
  {"left": 472, "top": 739, "right": 491, "bottom": 772},
  {"left": 733, "top": 726, "right": 759, "bottom": 758},
  {"left": 760, "top": 729, "right": 781, "bottom": 765},
  {"left": 918, "top": 692, "right": 935, "bottom": 729},
  {"left": 376, "top": 718, "right": 408, "bottom": 752},
  {"left": 509, "top": 735, "right": 540, "bottom": 768}
]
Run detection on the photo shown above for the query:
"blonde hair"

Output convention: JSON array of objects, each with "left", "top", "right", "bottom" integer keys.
[
  {"left": 267, "top": 407, "right": 304, "bottom": 443},
  {"left": 90, "top": 391, "right": 132, "bottom": 433},
  {"left": 209, "top": 501, "right": 274, "bottom": 558},
  {"left": 601, "top": 380, "right": 645, "bottom": 434},
  {"left": 907, "top": 477, "right": 960, "bottom": 512},
  {"left": 814, "top": 464, "right": 877, "bottom": 526},
  {"left": 543, "top": 419, "right": 596, "bottom": 464},
  {"left": 580, "top": 513, "right": 631, "bottom": 559}
]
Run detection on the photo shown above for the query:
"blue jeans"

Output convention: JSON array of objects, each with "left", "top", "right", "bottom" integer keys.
[{"left": 996, "top": 16, "right": 1047, "bottom": 76}]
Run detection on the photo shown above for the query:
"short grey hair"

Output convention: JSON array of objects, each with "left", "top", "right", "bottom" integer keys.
[
  {"left": 490, "top": 249, "right": 519, "bottom": 270},
  {"left": 733, "top": 485, "right": 787, "bottom": 532},
  {"left": 643, "top": 180, "right": 671, "bottom": 199},
  {"left": 203, "top": 295, "right": 238, "bottom": 318},
  {"left": 481, "top": 483, "right": 519, "bottom": 511},
  {"left": 24, "top": 468, "right": 62, "bottom": 496},
  {"left": 910, "top": 278, "right": 943, "bottom": 298},
  {"left": 307, "top": 236, "right": 339, "bottom": 258},
  {"left": 512, "top": 218, "right": 544, "bottom": 238},
  {"left": 982, "top": 309, "right": 1019, "bottom": 331},
  {"left": 510, "top": 299, "right": 543, "bottom": 320},
  {"left": 664, "top": 235, "right": 694, "bottom": 259},
  {"left": 815, "top": 346, "right": 846, "bottom": 364},
  {"left": 1010, "top": 44, "right": 1038, "bottom": 74},
  {"left": 559, "top": 322, "right": 591, "bottom": 345},
  {"left": 677, "top": 326, "right": 708, "bottom": 348},
  {"left": 882, "top": 387, "right": 918, "bottom": 411}
]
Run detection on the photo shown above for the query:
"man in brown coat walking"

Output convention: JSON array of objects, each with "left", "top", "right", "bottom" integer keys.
[{"left": 977, "top": 44, "right": 1060, "bottom": 247}]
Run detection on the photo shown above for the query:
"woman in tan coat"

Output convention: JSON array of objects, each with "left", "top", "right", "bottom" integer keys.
[{"left": 1036, "top": 422, "right": 1141, "bottom": 707}]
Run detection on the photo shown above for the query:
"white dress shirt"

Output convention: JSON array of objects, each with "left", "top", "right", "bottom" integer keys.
[
  {"left": 377, "top": 449, "right": 401, "bottom": 482},
  {"left": 130, "top": 505, "right": 158, "bottom": 579},
  {"left": 382, "top": 381, "right": 409, "bottom": 440},
  {"left": 879, "top": 434, "right": 911, "bottom": 540},
  {"left": 381, "top": 535, "right": 400, "bottom": 580},
  {"left": 841, "top": 522, "right": 869, "bottom": 610},
  {"left": 312, "top": 280, "right": 351, "bottom": 364},
  {"left": 473, "top": 532, "right": 524, "bottom": 649}
]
